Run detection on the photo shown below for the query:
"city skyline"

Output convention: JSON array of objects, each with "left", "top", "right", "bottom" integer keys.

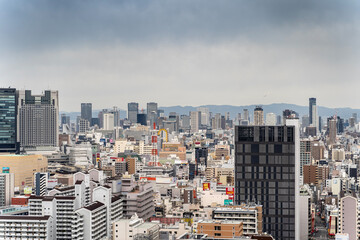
[{"left": 1, "top": 0, "right": 359, "bottom": 111}]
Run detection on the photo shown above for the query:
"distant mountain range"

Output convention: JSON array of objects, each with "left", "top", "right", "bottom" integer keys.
[{"left": 61, "top": 103, "right": 360, "bottom": 122}]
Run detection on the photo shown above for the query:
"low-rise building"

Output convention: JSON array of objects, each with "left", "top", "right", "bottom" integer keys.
[{"left": 197, "top": 219, "right": 243, "bottom": 239}]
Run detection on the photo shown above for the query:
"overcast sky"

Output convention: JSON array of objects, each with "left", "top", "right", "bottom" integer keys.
[{"left": 1, "top": 0, "right": 359, "bottom": 111}]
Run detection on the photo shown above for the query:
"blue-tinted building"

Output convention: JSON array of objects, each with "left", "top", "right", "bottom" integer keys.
[{"left": 0, "top": 88, "right": 18, "bottom": 152}]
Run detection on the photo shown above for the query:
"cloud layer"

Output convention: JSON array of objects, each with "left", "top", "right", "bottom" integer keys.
[{"left": 1, "top": 0, "right": 359, "bottom": 111}]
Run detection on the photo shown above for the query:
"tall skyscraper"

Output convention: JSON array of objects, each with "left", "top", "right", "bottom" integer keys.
[
  {"left": 112, "top": 106, "right": 120, "bottom": 127},
  {"left": 301, "top": 115, "right": 310, "bottom": 129},
  {"left": 81, "top": 103, "right": 92, "bottom": 124},
  {"left": 180, "top": 115, "right": 190, "bottom": 131},
  {"left": 103, "top": 113, "right": 114, "bottom": 130},
  {"left": 352, "top": 113, "right": 358, "bottom": 123},
  {"left": 0, "top": 88, "right": 18, "bottom": 152},
  {"left": 61, "top": 113, "right": 70, "bottom": 126},
  {"left": 197, "top": 107, "right": 210, "bottom": 126},
  {"left": 243, "top": 109, "right": 249, "bottom": 122},
  {"left": 309, "top": 98, "right": 316, "bottom": 124},
  {"left": 328, "top": 118, "right": 337, "bottom": 145},
  {"left": 309, "top": 98, "right": 317, "bottom": 133},
  {"left": 235, "top": 120, "right": 300, "bottom": 239},
  {"left": 253, "top": 106, "right": 264, "bottom": 125},
  {"left": 128, "top": 102, "right": 139, "bottom": 124},
  {"left": 17, "top": 90, "right": 59, "bottom": 148},
  {"left": 190, "top": 111, "right": 201, "bottom": 133},
  {"left": 336, "top": 116, "right": 344, "bottom": 134},
  {"left": 147, "top": 102, "right": 158, "bottom": 126},
  {"left": 212, "top": 113, "right": 222, "bottom": 129},
  {"left": 265, "top": 113, "right": 277, "bottom": 126}
]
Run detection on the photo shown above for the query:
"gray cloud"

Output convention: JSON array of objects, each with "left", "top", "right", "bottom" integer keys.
[{"left": 0, "top": 0, "right": 359, "bottom": 111}]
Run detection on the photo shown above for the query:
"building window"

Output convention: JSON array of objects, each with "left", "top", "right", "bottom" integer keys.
[
  {"left": 215, "top": 226, "right": 221, "bottom": 230},
  {"left": 215, "top": 233, "right": 221, "bottom": 236}
]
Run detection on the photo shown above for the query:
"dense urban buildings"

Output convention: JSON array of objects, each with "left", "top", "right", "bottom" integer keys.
[{"left": 0, "top": 89, "right": 360, "bottom": 239}]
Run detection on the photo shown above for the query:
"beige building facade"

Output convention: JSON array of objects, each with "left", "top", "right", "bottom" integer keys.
[{"left": 0, "top": 155, "right": 48, "bottom": 190}]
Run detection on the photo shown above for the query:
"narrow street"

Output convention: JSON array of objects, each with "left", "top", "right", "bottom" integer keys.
[{"left": 312, "top": 213, "right": 329, "bottom": 240}]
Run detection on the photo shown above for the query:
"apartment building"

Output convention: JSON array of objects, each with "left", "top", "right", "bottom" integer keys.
[
  {"left": 0, "top": 215, "right": 55, "bottom": 240},
  {"left": 28, "top": 195, "right": 78, "bottom": 239},
  {"left": 76, "top": 201, "right": 107, "bottom": 240},
  {"left": 212, "top": 204, "right": 262, "bottom": 235},
  {"left": 0, "top": 173, "right": 14, "bottom": 207},
  {"left": 121, "top": 176, "right": 155, "bottom": 220}
]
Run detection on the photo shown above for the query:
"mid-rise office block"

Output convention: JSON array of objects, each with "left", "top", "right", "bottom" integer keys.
[
  {"left": 235, "top": 121, "right": 300, "bottom": 239},
  {"left": 197, "top": 220, "right": 244, "bottom": 238},
  {"left": 17, "top": 90, "right": 59, "bottom": 148},
  {"left": 0, "top": 88, "right": 18, "bottom": 153},
  {"left": 78, "top": 118, "right": 90, "bottom": 133}
]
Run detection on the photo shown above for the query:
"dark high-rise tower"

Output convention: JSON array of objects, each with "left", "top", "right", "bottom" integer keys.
[
  {"left": 309, "top": 98, "right": 316, "bottom": 125},
  {"left": 81, "top": 103, "right": 92, "bottom": 124},
  {"left": 128, "top": 102, "right": 139, "bottom": 124},
  {"left": 235, "top": 121, "right": 300, "bottom": 239},
  {"left": 0, "top": 88, "right": 18, "bottom": 152},
  {"left": 195, "top": 147, "right": 208, "bottom": 176}
]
